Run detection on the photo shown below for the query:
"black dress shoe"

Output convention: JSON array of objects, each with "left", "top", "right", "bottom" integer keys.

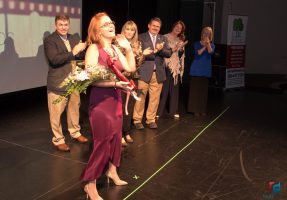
[
  {"left": 147, "top": 122, "right": 158, "bottom": 129},
  {"left": 134, "top": 123, "right": 144, "bottom": 130}
]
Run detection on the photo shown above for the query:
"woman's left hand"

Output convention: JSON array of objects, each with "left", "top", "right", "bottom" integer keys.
[{"left": 116, "top": 81, "right": 133, "bottom": 91}]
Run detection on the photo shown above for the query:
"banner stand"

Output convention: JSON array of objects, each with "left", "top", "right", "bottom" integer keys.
[{"left": 211, "top": 15, "right": 248, "bottom": 90}]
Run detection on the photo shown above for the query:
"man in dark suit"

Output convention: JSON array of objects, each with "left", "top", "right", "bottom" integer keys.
[
  {"left": 133, "top": 17, "right": 172, "bottom": 129},
  {"left": 44, "top": 14, "right": 88, "bottom": 151}
]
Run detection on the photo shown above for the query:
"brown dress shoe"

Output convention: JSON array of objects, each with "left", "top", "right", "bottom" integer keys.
[
  {"left": 75, "top": 135, "right": 88, "bottom": 143},
  {"left": 134, "top": 123, "right": 144, "bottom": 130},
  {"left": 56, "top": 143, "right": 70, "bottom": 152},
  {"left": 147, "top": 122, "right": 158, "bottom": 129}
]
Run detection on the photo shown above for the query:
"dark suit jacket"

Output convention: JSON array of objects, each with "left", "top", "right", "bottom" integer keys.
[
  {"left": 44, "top": 31, "right": 85, "bottom": 93},
  {"left": 138, "top": 32, "right": 172, "bottom": 83}
]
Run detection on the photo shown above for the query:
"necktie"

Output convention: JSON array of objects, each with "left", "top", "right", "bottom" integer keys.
[
  {"left": 63, "top": 39, "right": 71, "bottom": 52},
  {"left": 152, "top": 36, "right": 157, "bottom": 70},
  {"left": 152, "top": 36, "right": 156, "bottom": 48}
]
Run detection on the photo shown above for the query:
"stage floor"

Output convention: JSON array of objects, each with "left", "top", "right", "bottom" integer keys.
[{"left": 0, "top": 88, "right": 286, "bottom": 200}]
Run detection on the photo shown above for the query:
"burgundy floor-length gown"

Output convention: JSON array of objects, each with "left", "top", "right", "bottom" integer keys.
[{"left": 81, "top": 45, "right": 124, "bottom": 181}]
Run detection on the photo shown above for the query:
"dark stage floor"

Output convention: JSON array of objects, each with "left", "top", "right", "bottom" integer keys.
[{"left": 0, "top": 88, "right": 286, "bottom": 200}]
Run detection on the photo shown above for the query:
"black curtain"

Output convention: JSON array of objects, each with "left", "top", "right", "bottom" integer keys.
[
  {"left": 180, "top": 1, "right": 203, "bottom": 71},
  {"left": 82, "top": 0, "right": 157, "bottom": 39},
  {"left": 82, "top": 0, "right": 129, "bottom": 40},
  {"left": 82, "top": 0, "right": 203, "bottom": 39},
  {"left": 179, "top": 1, "right": 203, "bottom": 111}
]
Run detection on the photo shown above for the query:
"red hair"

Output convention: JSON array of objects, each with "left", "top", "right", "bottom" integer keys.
[{"left": 86, "top": 12, "right": 108, "bottom": 46}]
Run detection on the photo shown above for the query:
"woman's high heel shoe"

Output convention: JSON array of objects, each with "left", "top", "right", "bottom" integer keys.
[
  {"left": 84, "top": 184, "right": 103, "bottom": 200},
  {"left": 125, "top": 134, "right": 134, "bottom": 143},
  {"left": 121, "top": 137, "right": 128, "bottom": 147},
  {"left": 106, "top": 172, "right": 128, "bottom": 186}
]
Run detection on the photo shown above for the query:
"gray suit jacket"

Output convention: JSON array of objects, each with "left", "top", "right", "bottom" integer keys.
[
  {"left": 138, "top": 32, "right": 172, "bottom": 83},
  {"left": 44, "top": 31, "right": 85, "bottom": 93}
]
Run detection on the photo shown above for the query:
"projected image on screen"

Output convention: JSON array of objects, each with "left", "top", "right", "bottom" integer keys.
[{"left": 0, "top": 0, "right": 82, "bottom": 94}]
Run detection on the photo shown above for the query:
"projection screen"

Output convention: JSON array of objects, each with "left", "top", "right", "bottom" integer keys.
[{"left": 0, "top": 0, "right": 82, "bottom": 94}]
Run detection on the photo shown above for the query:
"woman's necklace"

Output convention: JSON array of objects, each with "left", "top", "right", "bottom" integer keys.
[{"left": 104, "top": 46, "right": 118, "bottom": 61}]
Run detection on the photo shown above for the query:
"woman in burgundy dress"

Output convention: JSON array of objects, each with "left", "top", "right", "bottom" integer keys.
[{"left": 80, "top": 12, "right": 136, "bottom": 200}]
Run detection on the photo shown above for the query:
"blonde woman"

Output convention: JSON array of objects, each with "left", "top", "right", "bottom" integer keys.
[
  {"left": 115, "top": 20, "right": 153, "bottom": 146},
  {"left": 188, "top": 26, "right": 215, "bottom": 116},
  {"left": 80, "top": 12, "right": 135, "bottom": 200}
]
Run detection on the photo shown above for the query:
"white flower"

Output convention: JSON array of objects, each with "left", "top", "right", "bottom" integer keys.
[{"left": 76, "top": 70, "right": 89, "bottom": 81}]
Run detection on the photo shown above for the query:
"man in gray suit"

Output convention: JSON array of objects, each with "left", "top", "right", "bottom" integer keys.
[
  {"left": 133, "top": 17, "right": 172, "bottom": 129},
  {"left": 44, "top": 14, "right": 88, "bottom": 151}
]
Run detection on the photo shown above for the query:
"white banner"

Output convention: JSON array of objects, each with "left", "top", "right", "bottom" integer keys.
[
  {"left": 225, "top": 15, "right": 248, "bottom": 89},
  {"left": 225, "top": 68, "right": 245, "bottom": 88}
]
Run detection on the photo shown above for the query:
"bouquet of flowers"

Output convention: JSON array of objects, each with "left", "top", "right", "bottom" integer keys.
[{"left": 53, "top": 60, "right": 117, "bottom": 104}]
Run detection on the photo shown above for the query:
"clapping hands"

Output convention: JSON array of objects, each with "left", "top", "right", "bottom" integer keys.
[
  {"left": 203, "top": 37, "right": 211, "bottom": 47},
  {"left": 143, "top": 47, "right": 154, "bottom": 56},
  {"left": 72, "top": 40, "right": 87, "bottom": 56},
  {"left": 154, "top": 42, "right": 165, "bottom": 53},
  {"left": 174, "top": 40, "right": 188, "bottom": 52}
]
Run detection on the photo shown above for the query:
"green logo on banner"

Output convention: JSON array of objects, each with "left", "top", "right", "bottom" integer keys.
[{"left": 233, "top": 18, "right": 244, "bottom": 37}]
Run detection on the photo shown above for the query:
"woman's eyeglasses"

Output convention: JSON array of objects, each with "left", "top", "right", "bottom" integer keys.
[{"left": 100, "top": 21, "right": 115, "bottom": 28}]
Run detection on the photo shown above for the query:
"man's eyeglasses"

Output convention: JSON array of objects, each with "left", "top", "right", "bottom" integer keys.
[{"left": 100, "top": 21, "right": 115, "bottom": 28}]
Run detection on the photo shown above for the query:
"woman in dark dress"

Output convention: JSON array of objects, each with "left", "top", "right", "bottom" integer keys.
[
  {"left": 80, "top": 12, "right": 136, "bottom": 200},
  {"left": 115, "top": 20, "right": 153, "bottom": 146}
]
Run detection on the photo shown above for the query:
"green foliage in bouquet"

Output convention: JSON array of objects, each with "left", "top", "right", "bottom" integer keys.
[{"left": 53, "top": 62, "right": 117, "bottom": 104}]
